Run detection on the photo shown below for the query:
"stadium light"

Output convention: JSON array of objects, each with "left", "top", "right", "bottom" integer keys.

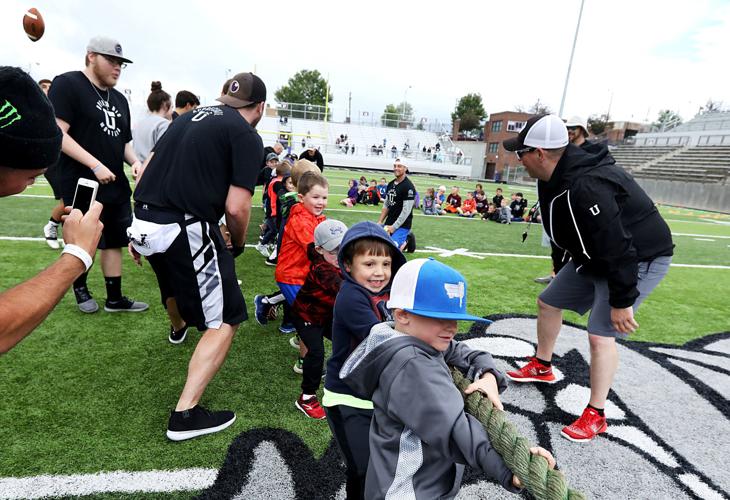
[{"left": 559, "top": 0, "right": 585, "bottom": 117}]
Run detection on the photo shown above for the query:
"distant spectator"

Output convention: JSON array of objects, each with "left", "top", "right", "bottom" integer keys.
[
  {"left": 340, "top": 179, "right": 358, "bottom": 207},
  {"left": 172, "top": 90, "right": 199, "bottom": 120},
  {"left": 498, "top": 198, "right": 512, "bottom": 223},
  {"left": 510, "top": 192, "right": 528, "bottom": 220},
  {"left": 391, "top": 145, "right": 398, "bottom": 158},
  {"left": 492, "top": 187, "right": 504, "bottom": 208},
  {"left": 38, "top": 78, "right": 52, "bottom": 95},
  {"left": 483, "top": 202, "right": 500, "bottom": 222},
  {"left": 301, "top": 144, "right": 324, "bottom": 171},
  {"left": 457, "top": 191, "right": 477, "bottom": 217},
  {"left": 456, "top": 150, "right": 463, "bottom": 164},
  {"left": 475, "top": 190, "right": 488, "bottom": 216},
  {"left": 364, "top": 179, "right": 381, "bottom": 206},
  {"left": 133, "top": 81, "right": 172, "bottom": 164},
  {"left": 473, "top": 183, "right": 483, "bottom": 197},
  {"left": 435, "top": 185, "right": 447, "bottom": 207},
  {"left": 421, "top": 187, "right": 441, "bottom": 215},
  {"left": 377, "top": 177, "right": 388, "bottom": 199}
]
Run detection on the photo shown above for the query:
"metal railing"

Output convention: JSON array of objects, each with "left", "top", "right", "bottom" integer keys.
[{"left": 313, "top": 142, "right": 472, "bottom": 166}]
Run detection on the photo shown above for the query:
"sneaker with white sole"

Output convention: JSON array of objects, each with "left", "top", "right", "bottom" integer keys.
[
  {"left": 561, "top": 407, "right": 607, "bottom": 442},
  {"left": 104, "top": 297, "right": 149, "bottom": 313},
  {"left": 169, "top": 324, "right": 188, "bottom": 344},
  {"left": 254, "top": 295, "right": 271, "bottom": 325},
  {"left": 279, "top": 323, "right": 296, "bottom": 334},
  {"left": 74, "top": 286, "right": 99, "bottom": 314},
  {"left": 166, "top": 405, "right": 236, "bottom": 441},
  {"left": 255, "top": 243, "right": 270, "bottom": 257},
  {"left": 43, "top": 221, "right": 60, "bottom": 249},
  {"left": 295, "top": 394, "right": 326, "bottom": 420},
  {"left": 293, "top": 357, "right": 304, "bottom": 374},
  {"left": 534, "top": 275, "right": 554, "bottom": 284},
  {"left": 289, "top": 335, "right": 300, "bottom": 350},
  {"left": 506, "top": 357, "right": 556, "bottom": 383}
]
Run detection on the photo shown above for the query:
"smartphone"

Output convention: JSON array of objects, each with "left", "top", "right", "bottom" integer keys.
[{"left": 71, "top": 178, "right": 99, "bottom": 214}]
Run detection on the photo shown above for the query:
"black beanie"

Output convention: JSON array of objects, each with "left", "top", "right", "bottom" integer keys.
[{"left": 0, "top": 66, "right": 62, "bottom": 170}]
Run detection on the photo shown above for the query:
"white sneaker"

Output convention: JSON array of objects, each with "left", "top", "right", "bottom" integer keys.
[
  {"left": 255, "top": 243, "right": 270, "bottom": 257},
  {"left": 43, "top": 221, "right": 60, "bottom": 249}
]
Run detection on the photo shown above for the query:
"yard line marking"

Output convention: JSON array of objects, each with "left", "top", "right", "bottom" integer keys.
[
  {"left": 672, "top": 232, "right": 730, "bottom": 239},
  {"left": 0, "top": 468, "right": 217, "bottom": 499},
  {"left": 11, "top": 194, "right": 54, "bottom": 199},
  {"left": 694, "top": 238, "right": 716, "bottom": 242}
]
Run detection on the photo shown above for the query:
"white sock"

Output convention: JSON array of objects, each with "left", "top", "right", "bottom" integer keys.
[{"left": 302, "top": 393, "right": 315, "bottom": 400}]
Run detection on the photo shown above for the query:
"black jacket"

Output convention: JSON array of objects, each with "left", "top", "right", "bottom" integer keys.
[{"left": 539, "top": 143, "right": 673, "bottom": 308}]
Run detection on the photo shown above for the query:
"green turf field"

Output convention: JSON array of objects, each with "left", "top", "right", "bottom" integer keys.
[{"left": 0, "top": 167, "right": 728, "bottom": 497}]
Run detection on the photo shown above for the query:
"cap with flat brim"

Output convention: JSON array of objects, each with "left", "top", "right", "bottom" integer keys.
[
  {"left": 216, "top": 72, "right": 266, "bottom": 109},
  {"left": 503, "top": 114, "right": 568, "bottom": 151},
  {"left": 87, "top": 36, "right": 133, "bottom": 64},
  {"left": 402, "top": 307, "right": 489, "bottom": 322}
]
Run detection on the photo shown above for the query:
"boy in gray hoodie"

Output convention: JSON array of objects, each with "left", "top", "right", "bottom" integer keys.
[{"left": 341, "top": 258, "right": 555, "bottom": 499}]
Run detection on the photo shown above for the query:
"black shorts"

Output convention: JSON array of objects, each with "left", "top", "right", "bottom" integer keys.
[
  {"left": 44, "top": 164, "right": 63, "bottom": 201},
  {"left": 98, "top": 201, "right": 133, "bottom": 250},
  {"left": 145, "top": 215, "right": 246, "bottom": 331}
]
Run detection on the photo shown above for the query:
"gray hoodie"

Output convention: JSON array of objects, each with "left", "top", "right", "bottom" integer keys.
[{"left": 341, "top": 322, "right": 520, "bottom": 499}]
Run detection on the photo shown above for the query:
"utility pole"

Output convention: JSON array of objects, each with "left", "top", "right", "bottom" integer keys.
[
  {"left": 559, "top": 0, "right": 585, "bottom": 117},
  {"left": 348, "top": 92, "right": 352, "bottom": 123}
]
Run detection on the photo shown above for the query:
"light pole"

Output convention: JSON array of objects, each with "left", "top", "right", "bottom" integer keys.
[
  {"left": 402, "top": 85, "right": 412, "bottom": 126},
  {"left": 558, "top": 0, "right": 585, "bottom": 117}
]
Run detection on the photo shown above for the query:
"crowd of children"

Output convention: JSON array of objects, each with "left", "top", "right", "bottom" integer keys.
[{"left": 248, "top": 157, "right": 555, "bottom": 499}]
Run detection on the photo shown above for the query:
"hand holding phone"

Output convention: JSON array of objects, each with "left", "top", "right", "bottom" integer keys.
[{"left": 71, "top": 178, "right": 99, "bottom": 214}]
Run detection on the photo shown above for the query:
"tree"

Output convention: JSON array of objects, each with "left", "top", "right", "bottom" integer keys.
[
  {"left": 653, "top": 109, "right": 682, "bottom": 131},
  {"left": 274, "top": 69, "right": 332, "bottom": 120},
  {"left": 701, "top": 99, "right": 724, "bottom": 114},
  {"left": 451, "top": 93, "right": 486, "bottom": 132},
  {"left": 587, "top": 114, "right": 610, "bottom": 136},
  {"left": 381, "top": 102, "right": 413, "bottom": 128},
  {"left": 528, "top": 99, "right": 552, "bottom": 115}
]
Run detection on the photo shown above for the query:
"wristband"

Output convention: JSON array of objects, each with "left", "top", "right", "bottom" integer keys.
[
  {"left": 62, "top": 244, "right": 93, "bottom": 272},
  {"left": 92, "top": 164, "right": 101, "bottom": 173}
]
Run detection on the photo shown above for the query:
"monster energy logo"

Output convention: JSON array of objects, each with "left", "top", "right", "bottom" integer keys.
[{"left": 0, "top": 100, "right": 22, "bottom": 129}]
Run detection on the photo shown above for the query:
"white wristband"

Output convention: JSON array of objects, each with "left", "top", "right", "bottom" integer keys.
[{"left": 62, "top": 244, "right": 93, "bottom": 272}]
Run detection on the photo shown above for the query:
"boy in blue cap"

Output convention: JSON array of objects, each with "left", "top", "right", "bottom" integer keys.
[{"left": 341, "top": 258, "right": 556, "bottom": 499}]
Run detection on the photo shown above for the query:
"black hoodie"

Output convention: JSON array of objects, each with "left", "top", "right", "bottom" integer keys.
[{"left": 539, "top": 143, "right": 673, "bottom": 308}]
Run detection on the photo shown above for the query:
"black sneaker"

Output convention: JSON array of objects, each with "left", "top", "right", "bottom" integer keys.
[
  {"left": 104, "top": 296, "right": 149, "bottom": 313},
  {"left": 74, "top": 286, "right": 99, "bottom": 314},
  {"left": 166, "top": 405, "right": 236, "bottom": 441},
  {"left": 168, "top": 324, "right": 188, "bottom": 344},
  {"left": 265, "top": 256, "right": 278, "bottom": 266}
]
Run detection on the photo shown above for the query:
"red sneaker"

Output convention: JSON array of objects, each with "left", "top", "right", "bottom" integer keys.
[
  {"left": 295, "top": 394, "right": 326, "bottom": 420},
  {"left": 506, "top": 357, "right": 556, "bottom": 383},
  {"left": 561, "top": 407, "right": 607, "bottom": 442}
]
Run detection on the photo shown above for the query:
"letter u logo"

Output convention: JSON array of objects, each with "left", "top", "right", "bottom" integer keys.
[{"left": 589, "top": 204, "right": 600, "bottom": 216}]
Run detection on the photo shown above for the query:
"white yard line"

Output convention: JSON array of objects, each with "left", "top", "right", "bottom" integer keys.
[
  {"left": 0, "top": 468, "right": 217, "bottom": 500},
  {"left": 673, "top": 232, "right": 730, "bottom": 239}
]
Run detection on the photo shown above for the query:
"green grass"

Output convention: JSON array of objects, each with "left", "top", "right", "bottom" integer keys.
[{"left": 0, "top": 167, "right": 728, "bottom": 487}]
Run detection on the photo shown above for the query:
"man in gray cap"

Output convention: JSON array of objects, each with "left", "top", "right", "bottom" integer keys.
[
  {"left": 48, "top": 36, "right": 147, "bottom": 314},
  {"left": 0, "top": 67, "right": 103, "bottom": 353},
  {"left": 130, "top": 71, "right": 266, "bottom": 440}
]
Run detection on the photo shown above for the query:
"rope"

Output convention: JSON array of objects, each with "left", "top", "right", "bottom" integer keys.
[{"left": 451, "top": 368, "right": 586, "bottom": 500}]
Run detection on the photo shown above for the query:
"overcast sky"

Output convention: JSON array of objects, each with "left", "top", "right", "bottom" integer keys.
[{"left": 3, "top": 0, "right": 729, "bottom": 126}]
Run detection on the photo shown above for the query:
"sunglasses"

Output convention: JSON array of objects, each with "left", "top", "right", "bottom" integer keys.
[
  {"left": 97, "top": 53, "right": 127, "bottom": 69},
  {"left": 514, "top": 147, "right": 536, "bottom": 160}
]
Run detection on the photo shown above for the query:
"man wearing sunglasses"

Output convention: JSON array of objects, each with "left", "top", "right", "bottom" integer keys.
[
  {"left": 503, "top": 114, "right": 673, "bottom": 443},
  {"left": 48, "top": 36, "right": 147, "bottom": 315}
]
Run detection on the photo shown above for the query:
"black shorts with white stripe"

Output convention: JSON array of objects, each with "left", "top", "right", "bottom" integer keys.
[{"left": 141, "top": 208, "right": 246, "bottom": 331}]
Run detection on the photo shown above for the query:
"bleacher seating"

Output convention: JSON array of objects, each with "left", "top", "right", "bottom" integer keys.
[
  {"left": 632, "top": 145, "right": 730, "bottom": 184},
  {"left": 610, "top": 145, "right": 680, "bottom": 171}
]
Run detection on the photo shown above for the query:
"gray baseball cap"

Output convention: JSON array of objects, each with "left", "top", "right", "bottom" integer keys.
[
  {"left": 314, "top": 219, "right": 347, "bottom": 252},
  {"left": 86, "top": 36, "right": 132, "bottom": 64}
]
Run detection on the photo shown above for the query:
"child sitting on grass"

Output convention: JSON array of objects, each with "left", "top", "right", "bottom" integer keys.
[
  {"left": 443, "top": 186, "right": 462, "bottom": 214},
  {"left": 457, "top": 191, "right": 477, "bottom": 217},
  {"left": 290, "top": 219, "right": 347, "bottom": 419},
  {"left": 341, "top": 179, "right": 359, "bottom": 207},
  {"left": 341, "top": 258, "right": 556, "bottom": 499},
  {"left": 421, "top": 187, "right": 441, "bottom": 215}
]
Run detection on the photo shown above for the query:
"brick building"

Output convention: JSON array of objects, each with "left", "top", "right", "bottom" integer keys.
[{"left": 483, "top": 111, "right": 536, "bottom": 180}]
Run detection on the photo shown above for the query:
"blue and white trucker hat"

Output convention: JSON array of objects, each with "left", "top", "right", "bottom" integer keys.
[{"left": 387, "top": 258, "right": 487, "bottom": 321}]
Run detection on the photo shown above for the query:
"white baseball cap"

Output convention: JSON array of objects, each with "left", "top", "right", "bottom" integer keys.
[{"left": 503, "top": 114, "right": 568, "bottom": 151}]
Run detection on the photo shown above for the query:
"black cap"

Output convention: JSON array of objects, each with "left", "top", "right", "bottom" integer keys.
[
  {"left": 216, "top": 72, "right": 266, "bottom": 108},
  {"left": 0, "top": 66, "right": 62, "bottom": 169}
]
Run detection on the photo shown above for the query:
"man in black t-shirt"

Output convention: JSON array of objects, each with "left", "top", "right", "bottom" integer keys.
[
  {"left": 377, "top": 159, "right": 416, "bottom": 250},
  {"left": 48, "top": 36, "right": 147, "bottom": 314},
  {"left": 131, "top": 72, "right": 265, "bottom": 441},
  {"left": 300, "top": 144, "right": 324, "bottom": 171}
]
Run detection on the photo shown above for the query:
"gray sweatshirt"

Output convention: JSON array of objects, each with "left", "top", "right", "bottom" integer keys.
[{"left": 341, "top": 322, "right": 520, "bottom": 499}]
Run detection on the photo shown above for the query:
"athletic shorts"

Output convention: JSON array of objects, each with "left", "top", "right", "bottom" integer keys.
[
  {"left": 277, "top": 282, "right": 302, "bottom": 306},
  {"left": 43, "top": 164, "right": 63, "bottom": 200},
  {"left": 98, "top": 201, "right": 133, "bottom": 250},
  {"left": 142, "top": 209, "right": 246, "bottom": 331},
  {"left": 390, "top": 227, "right": 410, "bottom": 249},
  {"left": 539, "top": 256, "right": 672, "bottom": 338}
]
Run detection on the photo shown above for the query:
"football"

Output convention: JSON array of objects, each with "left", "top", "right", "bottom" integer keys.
[{"left": 22, "top": 7, "right": 45, "bottom": 42}]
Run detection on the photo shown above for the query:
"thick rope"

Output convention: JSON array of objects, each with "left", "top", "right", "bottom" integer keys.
[{"left": 451, "top": 368, "right": 586, "bottom": 500}]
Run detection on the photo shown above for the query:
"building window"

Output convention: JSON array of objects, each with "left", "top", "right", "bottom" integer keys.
[
  {"left": 491, "top": 121, "right": 502, "bottom": 132},
  {"left": 488, "top": 142, "right": 499, "bottom": 153},
  {"left": 507, "top": 120, "right": 526, "bottom": 132}
]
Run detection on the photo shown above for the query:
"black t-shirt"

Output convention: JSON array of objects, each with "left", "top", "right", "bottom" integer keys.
[
  {"left": 492, "top": 194, "right": 504, "bottom": 207},
  {"left": 384, "top": 176, "right": 416, "bottom": 229},
  {"left": 134, "top": 105, "right": 262, "bottom": 222},
  {"left": 301, "top": 149, "right": 324, "bottom": 170},
  {"left": 49, "top": 71, "right": 132, "bottom": 204},
  {"left": 510, "top": 198, "right": 528, "bottom": 217}
]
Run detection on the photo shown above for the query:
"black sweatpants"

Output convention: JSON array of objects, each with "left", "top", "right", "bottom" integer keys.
[
  {"left": 292, "top": 316, "right": 331, "bottom": 394},
  {"left": 325, "top": 405, "right": 373, "bottom": 500}
]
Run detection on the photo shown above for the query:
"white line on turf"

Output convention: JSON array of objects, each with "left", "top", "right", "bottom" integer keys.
[
  {"left": 0, "top": 468, "right": 217, "bottom": 499},
  {"left": 693, "top": 238, "right": 716, "bottom": 241},
  {"left": 2, "top": 236, "right": 728, "bottom": 269}
]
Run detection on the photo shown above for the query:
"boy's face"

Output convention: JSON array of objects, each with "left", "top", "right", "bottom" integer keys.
[
  {"left": 379, "top": 179, "right": 386, "bottom": 185},
  {"left": 345, "top": 252, "right": 392, "bottom": 293},
  {"left": 285, "top": 177, "right": 295, "bottom": 192},
  {"left": 496, "top": 189, "right": 502, "bottom": 195},
  {"left": 451, "top": 187, "right": 458, "bottom": 194},
  {"left": 397, "top": 310, "right": 457, "bottom": 351},
  {"left": 370, "top": 180, "right": 376, "bottom": 186},
  {"left": 466, "top": 192, "right": 473, "bottom": 199},
  {"left": 299, "top": 184, "right": 328, "bottom": 216},
  {"left": 316, "top": 246, "right": 339, "bottom": 268},
  {"left": 501, "top": 199, "right": 508, "bottom": 207},
  {"left": 267, "top": 160, "right": 278, "bottom": 169}
]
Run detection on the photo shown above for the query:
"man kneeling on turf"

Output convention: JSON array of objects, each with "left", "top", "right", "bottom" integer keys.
[{"left": 341, "top": 258, "right": 555, "bottom": 499}]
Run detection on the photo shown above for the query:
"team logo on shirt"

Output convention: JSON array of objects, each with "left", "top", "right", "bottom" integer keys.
[
  {"left": 191, "top": 106, "right": 224, "bottom": 122},
  {"left": 95, "top": 100, "right": 122, "bottom": 137},
  {"left": 589, "top": 204, "right": 600, "bottom": 216}
]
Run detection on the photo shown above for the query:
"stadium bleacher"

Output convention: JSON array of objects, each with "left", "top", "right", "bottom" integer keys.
[{"left": 632, "top": 145, "right": 730, "bottom": 184}]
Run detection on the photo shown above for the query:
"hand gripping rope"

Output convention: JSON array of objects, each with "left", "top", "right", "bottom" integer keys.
[{"left": 451, "top": 368, "right": 586, "bottom": 500}]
